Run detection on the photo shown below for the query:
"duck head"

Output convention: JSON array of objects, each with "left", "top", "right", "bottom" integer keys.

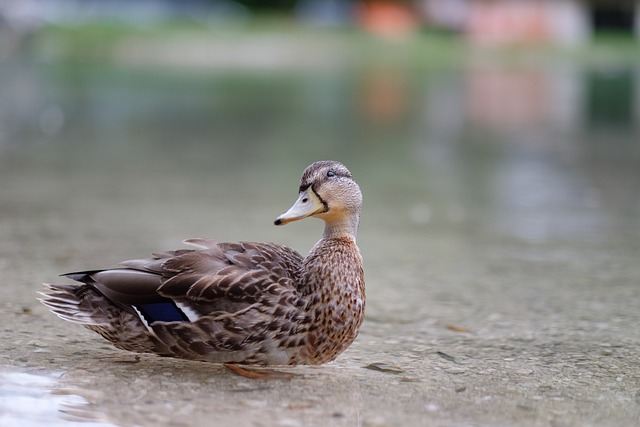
[{"left": 275, "top": 161, "right": 362, "bottom": 237}]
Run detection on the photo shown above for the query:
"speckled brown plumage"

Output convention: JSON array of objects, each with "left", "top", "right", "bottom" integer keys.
[{"left": 40, "top": 161, "right": 365, "bottom": 366}]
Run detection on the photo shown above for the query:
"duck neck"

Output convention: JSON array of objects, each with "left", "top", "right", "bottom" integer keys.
[{"left": 322, "top": 213, "right": 360, "bottom": 241}]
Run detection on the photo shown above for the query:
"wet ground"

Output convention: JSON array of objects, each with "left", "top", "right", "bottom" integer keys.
[{"left": 1, "top": 31, "right": 640, "bottom": 426}]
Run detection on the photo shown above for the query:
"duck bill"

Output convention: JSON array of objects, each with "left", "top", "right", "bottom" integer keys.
[{"left": 274, "top": 187, "right": 325, "bottom": 226}]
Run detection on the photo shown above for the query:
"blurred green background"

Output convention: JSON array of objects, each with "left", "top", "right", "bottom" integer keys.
[{"left": 2, "top": 0, "right": 638, "bottom": 249}]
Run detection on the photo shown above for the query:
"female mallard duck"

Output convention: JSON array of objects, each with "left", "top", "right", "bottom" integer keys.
[{"left": 40, "top": 160, "right": 365, "bottom": 366}]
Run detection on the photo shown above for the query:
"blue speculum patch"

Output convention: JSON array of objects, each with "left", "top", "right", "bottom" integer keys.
[{"left": 136, "top": 302, "right": 188, "bottom": 323}]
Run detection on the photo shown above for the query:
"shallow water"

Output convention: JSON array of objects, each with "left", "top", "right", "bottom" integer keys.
[
  {"left": 0, "top": 371, "right": 115, "bottom": 427},
  {"left": 1, "top": 42, "right": 640, "bottom": 426}
]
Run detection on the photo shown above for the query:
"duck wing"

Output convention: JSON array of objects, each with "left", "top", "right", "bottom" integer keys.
[
  {"left": 157, "top": 240, "right": 303, "bottom": 306},
  {"left": 64, "top": 239, "right": 303, "bottom": 320},
  {"left": 42, "top": 239, "right": 307, "bottom": 363}
]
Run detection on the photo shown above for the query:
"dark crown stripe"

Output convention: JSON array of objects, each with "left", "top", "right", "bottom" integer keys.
[{"left": 299, "top": 183, "right": 311, "bottom": 193}]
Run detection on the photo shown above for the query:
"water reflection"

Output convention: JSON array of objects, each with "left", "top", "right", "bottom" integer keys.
[
  {"left": 586, "top": 68, "right": 636, "bottom": 128},
  {"left": 0, "top": 362, "right": 367, "bottom": 427},
  {"left": 0, "top": 371, "right": 115, "bottom": 427}
]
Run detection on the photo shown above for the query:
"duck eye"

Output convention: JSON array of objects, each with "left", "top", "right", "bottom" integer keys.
[{"left": 326, "top": 170, "right": 335, "bottom": 178}]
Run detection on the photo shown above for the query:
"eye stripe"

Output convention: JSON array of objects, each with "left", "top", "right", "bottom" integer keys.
[{"left": 299, "top": 183, "right": 311, "bottom": 193}]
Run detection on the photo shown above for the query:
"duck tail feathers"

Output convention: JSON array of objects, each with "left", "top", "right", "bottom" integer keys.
[{"left": 39, "top": 283, "right": 110, "bottom": 325}]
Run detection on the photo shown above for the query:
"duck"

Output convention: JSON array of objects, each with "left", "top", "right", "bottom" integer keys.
[{"left": 40, "top": 160, "right": 365, "bottom": 366}]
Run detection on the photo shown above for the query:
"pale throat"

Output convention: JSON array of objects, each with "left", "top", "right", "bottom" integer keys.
[{"left": 322, "top": 212, "right": 360, "bottom": 240}]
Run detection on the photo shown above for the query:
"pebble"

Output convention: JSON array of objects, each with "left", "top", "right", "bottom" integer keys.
[
  {"left": 277, "top": 418, "right": 302, "bottom": 427},
  {"left": 424, "top": 403, "right": 440, "bottom": 412},
  {"left": 363, "top": 415, "right": 387, "bottom": 427},
  {"left": 242, "top": 399, "right": 268, "bottom": 408},
  {"left": 363, "top": 362, "right": 404, "bottom": 374},
  {"left": 446, "top": 367, "right": 467, "bottom": 374}
]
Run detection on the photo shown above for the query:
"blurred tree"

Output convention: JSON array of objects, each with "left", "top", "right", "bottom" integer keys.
[
  {"left": 591, "top": 3, "right": 634, "bottom": 35},
  {"left": 234, "top": 0, "right": 298, "bottom": 12}
]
